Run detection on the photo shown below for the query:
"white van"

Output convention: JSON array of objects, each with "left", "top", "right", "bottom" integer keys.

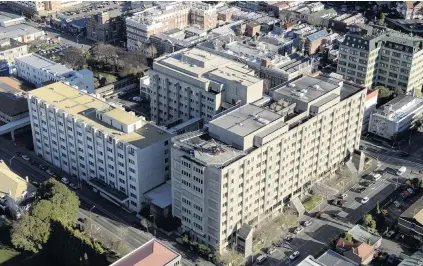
[
  {"left": 371, "top": 173, "right": 382, "bottom": 181},
  {"left": 396, "top": 166, "right": 406, "bottom": 176},
  {"left": 256, "top": 254, "right": 268, "bottom": 264}
]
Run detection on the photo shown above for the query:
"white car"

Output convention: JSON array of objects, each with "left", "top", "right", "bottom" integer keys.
[
  {"left": 256, "top": 254, "right": 267, "bottom": 264},
  {"left": 267, "top": 247, "right": 277, "bottom": 255},
  {"left": 61, "top": 177, "right": 69, "bottom": 185},
  {"left": 69, "top": 183, "right": 78, "bottom": 190},
  {"left": 339, "top": 193, "right": 348, "bottom": 199},
  {"left": 393, "top": 201, "right": 401, "bottom": 208},
  {"left": 294, "top": 226, "right": 304, "bottom": 234},
  {"left": 303, "top": 220, "right": 313, "bottom": 227},
  {"left": 361, "top": 197, "right": 369, "bottom": 204},
  {"left": 21, "top": 154, "right": 30, "bottom": 161},
  {"left": 396, "top": 166, "right": 406, "bottom": 176},
  {"left": 289, "top": 251, "right": 300, "bottom": 260}
]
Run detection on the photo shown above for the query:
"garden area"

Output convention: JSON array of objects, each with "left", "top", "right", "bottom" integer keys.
[{"left": 302, "top": 195, "right": 323, "bottom": 212}]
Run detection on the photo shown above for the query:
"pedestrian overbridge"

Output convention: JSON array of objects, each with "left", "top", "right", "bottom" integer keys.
[{"left": 0, "top": 116, "right": 31, "bottom": 140}]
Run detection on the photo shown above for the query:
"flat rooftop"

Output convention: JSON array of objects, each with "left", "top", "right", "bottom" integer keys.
[
  {"left": 0, "top": 78, "right": 28, "bottom": 117},
  {"left": 144, "top": 182, "right": 171, "bottom": 209},
  {"left": 375, "top": 95, "right": 423, "bottom": 122},
  {"left": 111, "top": 238, "right": 180, "bottom": 266},
  {"left": 0, "top": 23, "right": 43, "bottom": 40},
  {"left": 29, "top": 83, "right": 170, "bottom": 149},
  {"left": 317, "top": 250, "right": 358, "bottom": 266},
  {"left": 16, "top": 54, "right": 73, "bottom": 76},
  {"left": 273, "top": 75, "right": 340, "bottom": 103},
  {"left": 210, "top": 104, "right": 282, "bottom": 137}
]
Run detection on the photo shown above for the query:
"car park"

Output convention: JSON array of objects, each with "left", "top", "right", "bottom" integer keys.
[
  {"left": 289, "top": 251, "right": 300, "bottom": 260},
  {"left": 256, "top": 254, "right": 267, "bottom": 264},
  {"left": 361, "top": 197, "right": 369, "bottom": 204},
  {"left": 294, "top": 226, "right": 304, "bottom": 234},
  {"left": 61, "top": 177, "right": 69, "bottom": 185}
]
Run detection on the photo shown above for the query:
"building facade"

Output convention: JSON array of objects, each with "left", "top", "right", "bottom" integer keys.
[
  {"left": 149, "top": 48, "right": 263, "bottom": 126},
  {"left": 171, "top": 74, "right": 366, "bottom": 252},
  {"left": 15, "top": 53, "right": 94, "bottom": 93},
  {"left": 337, "top": 24, "right": 423, "bottom": 93},
  {"left": 0, "top": 38, "right": 28, "bottom": 66},
  {"left": 86, "top": 12, "right": 125, "bottom": 44},
  {"left": 28, "top": 82, "right": 172, "bottom": 212},
  {"left": 368, "top": 95, "right": 423, "bottom": 139}
]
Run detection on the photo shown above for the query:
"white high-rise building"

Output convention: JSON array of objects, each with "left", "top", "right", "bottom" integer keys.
[
  {"left": 28, "top": 82, "right": 172, "bottom": 212},
  {"left": 149, "top": 48, "right": 263, "bottom": 126},
  {"left": 171, "top": 74, "right": 366, "bottom": 252}
]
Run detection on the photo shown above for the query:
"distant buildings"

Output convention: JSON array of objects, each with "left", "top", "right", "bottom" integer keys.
[
  {"left": 149, "top": 48, "right": 263, "bottom": 126},
  {"left": 0, "top": 38, "right": 28, "bottom": 72},
  {"left": 171, "top": 73, "right": 366, "bottom": 253},
  {"left": 368, "top": 95, "right": 423, "bottom": 139},
  {"left": 111, "top": 238, "right": 181, "bottom": 266},
  {"left": 304, "top": 29, "right": 328, "bottom": 55},
  {"left": 126, "top": 2, "right": 220, "bottom": 54},
  {"left": 399, "top": 195, "right": 423, "bottom": 237},
  {"left": 8, "top": 1, "right": 82, "bottom": 16},
  {"left": 198, "top": 34, "right": 312, "bottom": 88},
  {"left": 86, "top": 11, "right": 125, "bottom": 44},
  {"left": 337, "top": 24, "right": 423, "bottom": 93},
  {"left": 28, "top": 82, "right": 173, "bottom": 212},
  {"left": 15, "top": 53, "right": 94, "bottom": 93},
  {"left": 404, "top": 1, "right": 423, "bottom": 20}
]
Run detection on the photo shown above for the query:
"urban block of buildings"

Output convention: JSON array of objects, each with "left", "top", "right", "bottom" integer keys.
[
  {"left": 15, "top": 53, "right": 94, "bottom": 93},
  {"left": 337, "top": 24, "right": 423, "bottom": 93},
  {"left": 368, "top": 95, "right": 423, "bottom": 139},
  {"left": 0, "top": 77, "right": 28, "bottom": 123},
  {"left": 111, "top": 238, "right": 181, "bottom": 266},
  {"left": 198, "top": 34, "right": 312, "bottom": 88},
  {"left": 126, "top": 2, "right": 221, "bottom": 54},
  {"left": 398, "top": 195, "right": 423, "bottom": 237},
  {"left": 27, "top": 82, "right": 174, "bottom": 212},
  {"left": 9, "top": 1, "right": 83, "bottom": 16},
  {"left": 171, "top": 73, "right": 366, "bottom": 253},
  {"left": 149, "top": 48, "right": 264, "bottom": 126},
  {"left": 0, "top": 38, "right": 28, "bottom": 73}
]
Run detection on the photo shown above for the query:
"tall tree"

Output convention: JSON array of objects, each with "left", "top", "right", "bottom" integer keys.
[
  {"left": 61, "top": 47, "right": 86, "bottom": 70},
  {"left": 10, "top": 214, "right": 51, "bottom": 253}
]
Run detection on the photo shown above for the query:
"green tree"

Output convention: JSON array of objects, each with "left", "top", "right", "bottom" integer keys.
[
  {"left": 344, "top": 232, "right": 353, "bottom": 242},
  {"left": 363, "top": 214, "right": 377, "bottom": 231},
  {"left": 37, "top": 179, "right": 80, "bottom": 227},
  {"left": 377, "top": 10, "right": 385, "bottom": 25},
  {"left": 376, "top": 201, "right": 381, "bottom": 215},
  {"left": 378, "top": 87, "right": 392, "bottom": 98},
  {"left": 10, "top": 214, "right": 51, "bottom": 253}
]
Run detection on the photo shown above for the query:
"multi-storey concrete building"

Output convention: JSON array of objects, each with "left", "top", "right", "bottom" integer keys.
[
  {"left": 337, "top": 24, "right": 423, "bottom": 93},
  {"left": 149, "top": 48, "right": 263, "bottom": 126},
  {"left": 368, "top": 95, "right": 423, "bottom": 139},
  {"left": 171, "top": 73, "right": 366, "bottom": 252},
  {"left": 28, "top": 82, "right": 172, "bottom": 212},
  {"left": 86, "top": 11, "right": 125, "bottom": 44},
  {"left": 15, "top": 53, "right": 94, "bottom": 93},
  {"left": 126, "top": 2, "right": 219, "bottom": 54},
  {"left": 0, "top": 38, "right": 27, "bottom": 72}
]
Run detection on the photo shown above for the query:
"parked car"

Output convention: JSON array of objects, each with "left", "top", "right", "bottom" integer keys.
[
  {"left": 61, "top": 177, "right": 69, "bottom": 185},
  {"left": 356, "top": 187, "right": 366, "bottom": 193},
  {"left": 339, "top": 193, "right": 348, "bottom": 199},
  {"left": 393, "top": 201, "right": 401, "bottom": 208},
  {"left": 267, "top": 247, "right": 277, "bottom": 255},
  {"left": 30, "top": 160, "right": 38, "bottom": 166},
  {"left": 77, "top": 217, "right": 87, "bottom": 223},
  {"left": 371, "top": 173, "right": 382, "bottom": 181},
  {"left": 361, "top": 197, "right": 369, "bottom": 204},
  {"left": 289, "top": 251, "right": 300, "bottom": 260},
  {"left": 69, "top": 183, "right": 78, "bottom": 190},
  {"left": 21, "top": 154, "right": 30, "bottom": 161},
  {"left": 256, "top": 254, "right": 267, "bottom": 264},
  {"left": 303, "top": 220, "right": 313, "bottom": 227},
  {"left": 39, "top": 164, "right": 47, "bottom": 170},
  {"left": 16, "top": 151, "right": 22, "bottom": 157},
  {"left": 386, "top": 230, "right": 395, "bottom": 238},
  {"left": 397, "top": 166, "right": 406, "bottom": 176},
  {"left": 332, "top": 199, "right": 347, "bottom": 207},
  {"left": 294, "top": 226, "right": 304, "bottom": 234}
]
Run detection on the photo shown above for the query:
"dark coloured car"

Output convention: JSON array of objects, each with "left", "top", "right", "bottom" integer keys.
[
  {"left": 39, "top": 164, "right": 47, "bottom": 170},
  {"left": 16, "top": 151, "right": 22, "bottom": 157},
  {"left": 30, "top": 160, "right": 38, "bottom": 166}
]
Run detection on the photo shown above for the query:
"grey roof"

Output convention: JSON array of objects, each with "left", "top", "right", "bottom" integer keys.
[
  {"left": 16, "top": 54, "right": 73, "bottom": 76},
  {"left": 317, "top": 250, "right": 359, "bottom": 266},
  {"left": 0, "top": 80, "right": 28, "bottom": 117},
  {"left": 398, "top": 250, "right": 423, "bottom": 266},
  {"left": 400, "top": 195, "right": 423, "bottom": 222},
  {"left": 0, "top": 23, "right": 43, "bottom": 40},
  {"left": 307, "top": 29, "right": 328, "bottom": 41},
  {"left": 144, "top": 182, "right": 172, "bottom": 209},
  {"left": 209, "top": 104, "right": 282, "bottom": 137},
  {"left": 273, "top": 75, "right": 339, "bottom": 104},
  {"left": 348, "top": 225, "right": 382, "bottom": 246},
  {"left": 237, "top": 223, "right": 252, "bottom": 240}
]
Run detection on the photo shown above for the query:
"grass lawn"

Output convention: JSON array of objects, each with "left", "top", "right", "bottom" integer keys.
[
  {"left": 0, "top": 248, "right": 20, "bottom": 264},
  {"left": 302, "top": 195, "right": 323, "bottom": 212}
]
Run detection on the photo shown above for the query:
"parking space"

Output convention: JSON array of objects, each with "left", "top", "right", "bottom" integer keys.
[
  {"left": 34, "top": 44, "right": 71, "bottom": 62},
  {"left": 58, "top": 1, "right": 129, "bottom": 20},
  {"left": 108, "top": 90, "right": 151, "bottom": 120}
]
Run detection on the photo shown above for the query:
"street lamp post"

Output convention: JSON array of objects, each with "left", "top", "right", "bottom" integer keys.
[
  {"left": 9, "top": 156, "right": 16, "bottom": 169},
  {"left": 150, "top": 214, "right": 156, "bottom": 236}
]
